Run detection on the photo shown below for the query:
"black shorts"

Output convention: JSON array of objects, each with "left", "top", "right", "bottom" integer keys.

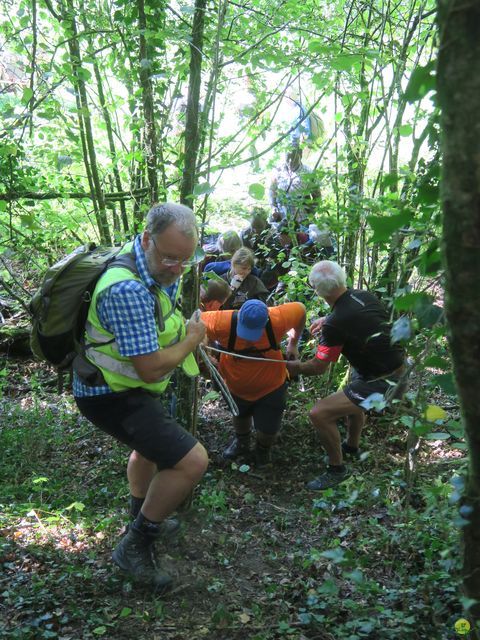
[
  {"left": 75, "top": 388, "right": 198, "bottom": 470},
  {"left": 343, "top": 367, "right": 408, "bottom": 409},
  {"left": 232, "top": 383, "right": 287, "bottom": 436}
]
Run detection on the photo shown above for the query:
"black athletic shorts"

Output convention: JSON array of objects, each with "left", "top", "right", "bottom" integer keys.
[
  {"left": 343, "top": 367, "right": 408, "bottom": 409},
  {"left": 232, "top": 383, "right": 287, "bottom": 436},
  {"left": 75, "top": 388, "right": 198, "bottom": 470}
]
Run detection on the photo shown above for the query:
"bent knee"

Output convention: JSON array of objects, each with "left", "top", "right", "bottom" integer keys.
[
  {"left": 176, "top": 442, "right": 209, "bottom": 483},
  {"left": 309, "top": 403, "right": 335, "bottom": 425},
  {"left": 309, "top": 404, "right": 325, "bottom": 424}
]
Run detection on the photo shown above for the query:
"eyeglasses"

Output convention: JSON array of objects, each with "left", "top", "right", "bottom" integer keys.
[{"left": 151, "top": 236, "right": 204, "bottom": 268}]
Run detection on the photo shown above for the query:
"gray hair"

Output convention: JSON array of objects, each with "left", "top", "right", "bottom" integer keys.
[
  {"left": 146, "top": 202, "right": 198, "bottom": 238},
  {"left": 309, "top": 261, "right": 346, "bottom": 297}
]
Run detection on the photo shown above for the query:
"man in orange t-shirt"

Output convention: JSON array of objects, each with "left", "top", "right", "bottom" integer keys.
[{"left": 202, "top": 300, "right": 305, "bottom": 465}]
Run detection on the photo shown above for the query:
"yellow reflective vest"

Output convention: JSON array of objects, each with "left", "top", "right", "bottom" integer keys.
[{"left": 83, "top": 246, "right": 199, "bottom": 393}]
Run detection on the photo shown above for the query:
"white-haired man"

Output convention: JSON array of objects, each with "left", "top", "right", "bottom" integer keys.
[{"left": 287, "top": 261, "right": 406, "bottom": 490}]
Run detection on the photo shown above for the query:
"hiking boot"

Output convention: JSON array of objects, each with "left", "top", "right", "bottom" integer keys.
[
  {"left": 125, "top": 517, "right": 180, "bottom": 540},
  {"left": 341, "top": 441, "right": 361, "bottom": 460},
  {"left": 253, "top": 444, "right": 272, "bottom": 468},
  {"left": 156, "top": 517, "right": 180, "bottom": 538},
  {"left": 307, "top": 467, "right": 350, "bottom": 491},
  {"left": 112, "top": 528, "right": 172, "bottom": 591},
  {"left": 222, "top": 435, "right": 251, "bottom": 460}
]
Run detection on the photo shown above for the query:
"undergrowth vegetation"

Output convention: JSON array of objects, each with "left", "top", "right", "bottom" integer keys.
[{"left": 0, "top": 360, "right": 467, "bottom": 640}]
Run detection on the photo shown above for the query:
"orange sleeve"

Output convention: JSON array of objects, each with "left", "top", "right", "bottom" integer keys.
[
  {"left": 201, "top": 310, "right": 232, "bottom": 344},
  {"left": 270, "top": 302, "right": 306, "bottom": 339}
]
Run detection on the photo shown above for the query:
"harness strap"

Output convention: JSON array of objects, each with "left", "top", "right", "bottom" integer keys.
[{"left": 226, "top": 310, "right": 280, "bottom": 357}]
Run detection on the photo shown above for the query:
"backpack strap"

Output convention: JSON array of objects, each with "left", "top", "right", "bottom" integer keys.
[
  {"left": 108, "top": 249, "right": 165, "bottom": 332},
  {"left": 225, "top": 311, "right": 280, "bottom": 358},
  {"left": 264, "top": 318, "right": 279, "bottom": 351},
  {"left": 228, "top": 311, "right": 238, "bottom": 352}
]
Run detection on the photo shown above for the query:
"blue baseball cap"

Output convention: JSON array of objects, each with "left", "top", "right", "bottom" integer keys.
[{"left": 237, "top": 300, "right": 269, "bottom": 342}]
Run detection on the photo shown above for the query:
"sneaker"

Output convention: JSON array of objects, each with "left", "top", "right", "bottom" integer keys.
[
  {"left": 222, "top": 435, "right": 251, "bottom": 460},
  {"left": 307, "top": 467, "right": 350, "bottom": 491},
  {"left": 112, "top": 528, "right": 172, "bottom": 591},
  {"left": 341, "top": 441, "right": 361, "bottom": 460}
]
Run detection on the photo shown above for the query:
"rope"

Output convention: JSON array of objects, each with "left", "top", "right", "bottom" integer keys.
[
  {"left": 204, "top": 344, "right": 289, "bottom": 363},
  {"left": 198, "top": 344, "right": 239, "bottom": 416}
]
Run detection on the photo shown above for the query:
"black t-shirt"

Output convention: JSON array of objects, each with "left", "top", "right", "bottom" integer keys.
[{"left": 316, "top": 289, "right": 405, "bottom": 376}]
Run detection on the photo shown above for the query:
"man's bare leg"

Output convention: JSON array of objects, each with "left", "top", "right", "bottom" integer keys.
[
  {"left": 310, "top": 391, "right": 364, "bottom": 465},
  {"left": 141, "top": 442, "right": 209, "bottom": 522},
  {"left": 345, "top": 412, "right": 366, "bottom": 450},
  {"left": 127, "top": 450, "right": 156, "bottom": 498}
]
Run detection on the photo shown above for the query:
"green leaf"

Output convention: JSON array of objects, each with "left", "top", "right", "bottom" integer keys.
[
  {"left": 393, "top": 292, "right": 431, "bottom": 312},
  {"left": 424, "top": 432, "right": 451, "bottom": 441},
  {"left": 0, "top": 201, "right": 7, "bottom": 212},
  {"left": 22, "top": 87, "right": 33, "bottom": 104},
  {"left": 330, "top": 54, "right": 363, "bottom": 71},
  {"left": 202, "top": 390, "right": 220, "bottom": 403},
  {"left": 65, "top": 501, "right": 85, "bottom": 511},
  {"left": 411, "top": 423, "right": 433, "bottom": 437},
  {"left": 415, "top": 302, "right": 443, "bottom": 329},
  {"left": 77, "top": 67, "right": 92, "bottom": 81},
  {"left": 416, "top": 240, "right": 442, "bottom": 276},
  {"left": 20, "top": 214, "right": 36, "bottom": 228},
  {"left": 391, "top": 316, "right": 411, "bottom": 343},
  {"left": 248, "top": 183, "right": 265, "bottom": 200},
  {"left": 317, "top": 578, "right": 339, "bottom": 595},
  {"left": 431, "top": 373, "right": 457, "bottom": 397},
  {"left": 193, "top": 182, "right": 214, "bottom": 196},
  {"left": 367, "top": 210, "right": 412, "bottom": 242},
  {"left": 308, "top": 40, "right": 330, "bottom": 54},
  {"left": 93, "top": 627, "right": 106, "bottom": 635},
  {"left": 424, "top": 355, "right": 449, "bottom": 369},
  {"left": 398, "top": 124, "right": 413, "bottom": 137},
  {"left": 320, "top": 548, "right": 346, "bottom": 563},
  {"left": 405, "top": 61, "right": 436, "bottom": 103},
  {"left": 119, "top": 607, "right": 132, "bottom": 618}
]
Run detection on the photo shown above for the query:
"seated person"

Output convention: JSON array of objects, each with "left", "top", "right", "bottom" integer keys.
[
  {"left": 201, "top": 230, "right": 242, "bottom": 270},
  {"left": 202, "top": 299, "right": 306, "bottom": 465},
  {"left": 204, "top": 259, "right": 261, "bottom": 278},
  {"left": 221, "top": 247, "right": 269, "bottom": 309},
  {"left": 200, "top": 277, "right": 231, "bottom": 311},
  {"left": 240, "top": 208, "right": 269, "bottom": 253}
]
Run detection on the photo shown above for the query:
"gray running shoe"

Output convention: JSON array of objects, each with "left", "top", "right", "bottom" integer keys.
[{"left": 307, "top": 467, "right": 350, "bottom": 491}]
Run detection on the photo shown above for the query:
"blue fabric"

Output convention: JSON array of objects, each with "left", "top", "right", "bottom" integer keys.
[
  {"left": 73, "top": 235, "right": 175, "bottom": 397},
  {"left": 204, "top": 260, "right": 231, "bottom": 275},
  {"left": 204, "top": 261, "right": 261, "bottom": 278}
]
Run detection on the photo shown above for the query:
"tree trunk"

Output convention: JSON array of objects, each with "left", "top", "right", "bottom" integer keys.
[
  {"left": 438, "top": 0, "right": 480, "bottom": 631},
  {"left": 65, "top": 8, "right": 111, "bottom": 245},
  {"left": 177, "top": 0, "right": 207, "bottom": 435},
  {"left": 137, "top": 0, "right": 159, "bottom": 205}
]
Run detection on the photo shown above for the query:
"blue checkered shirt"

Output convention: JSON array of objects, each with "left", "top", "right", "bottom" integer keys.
[{"left": 73, "top": 235, "right": 179, "bottom": 397}]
